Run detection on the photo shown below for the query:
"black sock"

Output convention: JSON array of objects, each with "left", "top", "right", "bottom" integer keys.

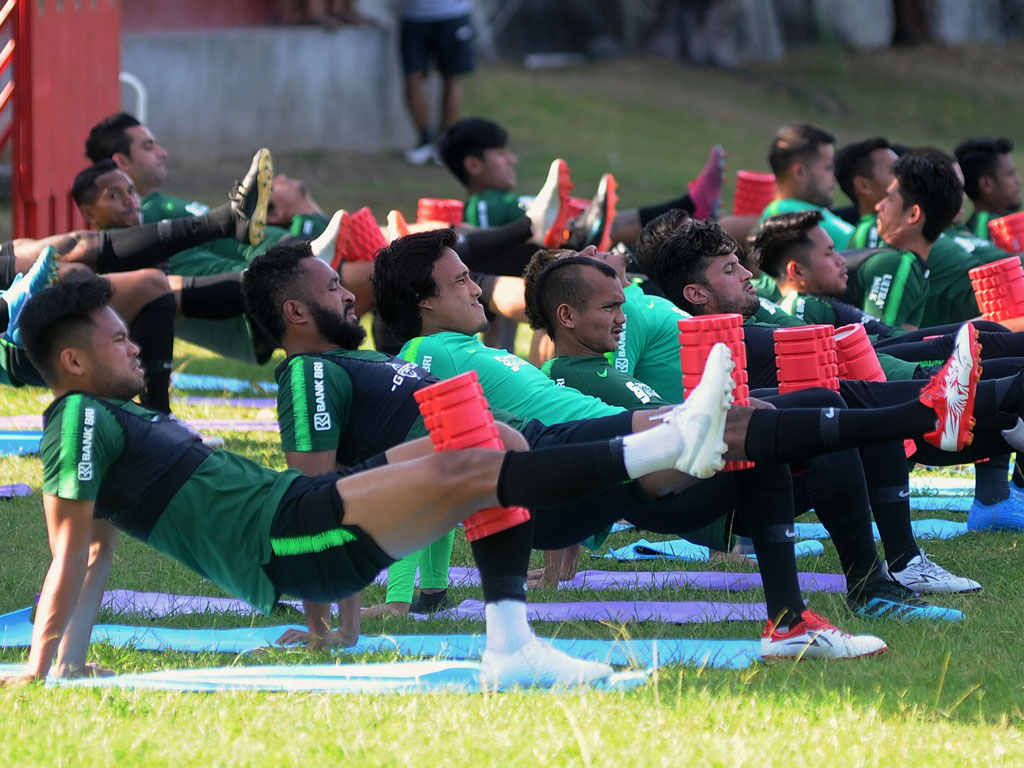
[
  {"left": 469, "top": 516, "right": 534, "bottom": 603},
  {"left": 409, "top": 590, "right": 449, "bottom": 613},
  {"left": 495, "top": 440, "right": 629, "bottom": 509},
  {"left": 1014, "top": 458, "right": 1024, "bottom": 490},
  {"left": 802, "top": 451, "right": 885, "bottom": 591},
  {"left": 97, "top": 208, "right": 235, "bottom": 274},
  {"left": 744, "top": 403, "right": 937, "bottom": 464},
  {"left": 733, "top": 462, "right": 805, "bottom": 626},
  {"left": 455, "top": 217, "right": 535, "bottom": 275},
  {"left": 975, "top": 455, "right": 1011, "bottom": 505},
  {"left": 179, "top": 273, "right": 245, "bottom": 319},
  {"left": 417, "top": 127, "right": 431, "bottom": 146},
  {"left": 130, "top": 293, "right": 176, "bottom": 414},
  {"left": 638, "top": 194, "right": 695, "bottom": 227},
  {"left": 858, "top": 443, "right": 919, "bottom": 574},
  {"left": 0, "top": 297, "right": 8, "bottom": 333}
]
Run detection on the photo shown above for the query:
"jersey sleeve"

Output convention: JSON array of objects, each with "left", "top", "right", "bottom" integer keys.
[
  {"left": 402, "top": 336, "right": 459, "bottom": 380},
  {"left": 276, "top": 356, "right": 353, "bottom": 452},
  {"left": 858, "top": 251, "right": 922, "bottom": 327},
  {"left": 41, "top": 395, "right": 125, "bottom": 501}
]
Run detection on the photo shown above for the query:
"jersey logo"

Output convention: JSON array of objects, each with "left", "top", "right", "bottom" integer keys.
[
  {"left": 77, "top": 462, "right": 93, "bottom": 481},
  {"left": 596, "top": 368, "right": 608, "bottom": 378},
  {"left": 421, "top": 355, "right": 433, "bottom": 371},
  {"left": 78, "top": 407, "right": 96, "bottom": 481},
  {"left": 625, "top": 381, "right": 652, "bottom": 404},
  {"left": 388, "top": 361, "right": 423, "bottom": 392},
  {"left": 313, "top": 413, "right": 332, "bottom": 431},
  {"left": 867, "top": 274, "right": 893, "bottom": 308},
  {"left": 184, "top": 201, "right": 209, "bottom": 216},
  {"left": 555, "top": 378, "right": 566, "bottom": 387}
]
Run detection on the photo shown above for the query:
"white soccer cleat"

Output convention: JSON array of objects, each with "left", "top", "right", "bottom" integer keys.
[
  {"left": 479, "top": 636, "right": 613, "bottom": 690},
  {"left": 889, "top": 551, "right": 981, "bottom": 594},
  {"left": 761, "top": 609, "right": 888, "bottom": 660},
  {"left": 525, "top": 158, "right": 573, "bottom": 248},
  {"left": 668, "top": 342, "right": 735, "bottom": 479},
  {"left": 919, "top": 322, "right": 981, "bottom": 452}
]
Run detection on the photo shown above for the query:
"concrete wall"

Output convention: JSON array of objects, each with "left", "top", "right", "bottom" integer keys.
[{"left": 121, "top": 25, "right": 420, "bottom": 153}]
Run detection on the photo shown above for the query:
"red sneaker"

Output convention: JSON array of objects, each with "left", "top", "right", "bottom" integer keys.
[
  {"left": 526, "top": 159, "right": 574, "bottom": 248},
  {"left": 688, "top": 145, "right": 726, "bottom": 219},
  {"left": 918, "top": 322, "right": 982, "bottom": 451}
]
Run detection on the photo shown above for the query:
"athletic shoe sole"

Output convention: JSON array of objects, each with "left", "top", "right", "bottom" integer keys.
[
  {"left": 241, "top": 148, "right": 274, "bottom": 246},
  {"left": 541, "top": 159, "right": 574, "bottom": 248},
  {"left": 596, "top": 173, "right": 618, "bottom": 251}
]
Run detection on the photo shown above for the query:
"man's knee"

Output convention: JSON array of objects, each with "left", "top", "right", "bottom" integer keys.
[{"left": 496, "top": 422, "right": 528, "bottom": 451}]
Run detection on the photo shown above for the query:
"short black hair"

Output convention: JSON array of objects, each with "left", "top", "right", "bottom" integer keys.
[
  {"left": 242, "top": 239, "right": 317, "bottom": 348},
  {"left": 633, "top": 209, "right": 692, "bottom": 275},
  {"left": 71, "top": 159, "right": 121, "bottom": 207},
  {"left": 643, "top": 219, "right": 737, "bottom": 312},
  {"left": 19, "top": 277, "right": 113, "bottom": 384},
  {"left": 753, "top": 210, "right": 824, "bottom": 279},
  {"left": 436, "top": 118, "right": 509, "bottom": 185},
  {"left": 954, "top": 137, "right": 1015, "bottom": 199},
  {"left": 85, "top": 112, "right": 142, "bottom": 163},
  {"left": 521, "top": 248, "right": 562, "bottom": 330},
  {"left": 768, "top": 122, "right": 835, "bottom": 177},
  {"left": 529, "top": 255, "right": 619, "bottom": 337},
  {"left": 894, "top": 148, "right": 963, "bottom": 243},
  {"left": 372, "top": 228, "right": 458, "bottom": 342},
  {"left": 834, "top": 137, "right": 891, "bottom": 205}
]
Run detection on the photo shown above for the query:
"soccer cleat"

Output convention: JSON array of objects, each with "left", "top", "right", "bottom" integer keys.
[
  {"left": 2, "top": 245, "right": 59, "bottom": 347},
  {"left": 408, "top": 589, "right": 451, "bottom": 614},
  {"left": 310, "top": 209, "right": 346, "bottom": 264},
  {"left": 404, "top": 142, "right": 437, "bottom": 166},
  {"left": 230, "top": 148, "right": 273, "bottom": 246},
  {"left": 761, "top": 609, "right": 887, "bottom": 660},
  {"left": 525, "top": 158, "right": 573, "bottom": 248},
  {"left": 688, "top": 145, "right": 726, "bottom": 220},
  {"left": 918, "top": 322, "right": 981, "bottom": 451},
  {"left": 666, "top": 342, "right": 735, "bottom": 479},
  {"left": 479, "top": 636, "right": 613, "bottom": 690},
  {"left": 888, "top": 551, "right": 981, "bottom": 593},
  {"left": 967, "top": 494, "right": 1024, "bottom": 532},
  {"left": 847, "top": 577, "right": 963, "bottom": 622},
  {"left": 563, "top": 173, "right": 618, "bottom": 251},
  {"left": 386, "top": 209, "right": 411, "bottom": 241}
]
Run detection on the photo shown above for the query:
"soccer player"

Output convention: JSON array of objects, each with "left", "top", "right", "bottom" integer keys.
[
  {"left": 955, "top": 137, "right": 1022, "bottom": 239},
  {"left": 8, "top": 276, "right": 752, "bottom": 686},
  {"left": 834, "top": 136, "right": 899, "bottom": 250},
  {"left": 759, "top": 122, "right": 856, "bottom": 250}
]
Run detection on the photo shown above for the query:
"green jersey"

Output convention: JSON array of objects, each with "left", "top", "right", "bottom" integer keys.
[
  {"left": 41, "top": 394, "right": 295, "bottom": 614},
  {"left": 751, "top": 273, "right": 782, "bottom": 302},
  {"left": 543, "top": 355, "right": 666, "bottom": 410},
  {"left": 854, "top": 249, "right": 929, "bottom": 328},
  {"left": 464, "top": 188, "right": 527, "bottom": 228},
  {"left": 850, "top": 213, "right": 881, "bottom": 249},
  {"left": 399, "top": 332, "right": 624, "bottom": 423},
  {"left": 750, "top": 298, "right": 806, "bottom": 328},
  {"left": 760, "top": 199, "right": 856, "bottom": 249},
  {"left": 608, "top": 283, "right": 691, "bottom": 402}
]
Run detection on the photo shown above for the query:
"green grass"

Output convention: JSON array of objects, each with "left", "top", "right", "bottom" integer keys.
[{"left": 4, "top": 46, "right": 1024, "bottom": 766}]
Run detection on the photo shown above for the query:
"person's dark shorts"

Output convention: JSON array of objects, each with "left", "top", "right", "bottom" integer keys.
[
  {"left": 263, "top": 464, "right": 396, "bottom": 603},
  {"left": 0, "top": 242, "right": 16, "bottom": 290},
  {"left": 400, "top": 14, "right": 475, "bottom": 76}
]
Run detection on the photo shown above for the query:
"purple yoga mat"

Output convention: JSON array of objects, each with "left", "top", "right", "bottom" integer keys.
[
  {"left": 0, "top": 415, "right": 278, "bottom": 433},
  {"left": 435, "top": 599, "right": 767, "bottom": 624},
  {"left": 178, "top": 397, "right": 276, "bottom": 409},
  {"left": 0, "top": 483, "right": 32, "bottom": 499}
]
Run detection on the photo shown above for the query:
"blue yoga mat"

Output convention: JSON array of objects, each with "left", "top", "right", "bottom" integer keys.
[
  {"left": 171, "top": 372, "right": 278, "bottom": 394},
  {"left": 0, "top": 608, "right": 760, "bottom": 669},
  {"left": 0, "top": 660, "right": 651, "bottom": 693},
  {"left": 605, "top": 538, "right": 824, "bottom": 562},
  {"left": 793, "top": 518, "right": 969, "bottom": 542},
  {"left": 0, "top": 431, "right": 42, "bottom": 456}
]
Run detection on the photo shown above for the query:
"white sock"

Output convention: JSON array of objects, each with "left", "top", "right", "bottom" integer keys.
[
  {"left": 310, "top": 210, "right": 344, "bottom": 263},
  {"left": 484, "top": 600, "right": 533, "bottom": 654},
  {"left": 1002, "top": 418, "right": 1024, "bottom": 452},
  {"left": 621, "top": 418, "right": 684, "bottom": 479}
]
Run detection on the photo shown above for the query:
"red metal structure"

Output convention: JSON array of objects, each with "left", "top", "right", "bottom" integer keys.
[{"left": 5, "top": 0, "right": 121, "bottom": 238}]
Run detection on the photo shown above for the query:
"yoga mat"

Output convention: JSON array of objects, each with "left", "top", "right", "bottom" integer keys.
[
  {"left": 178, "top": 396, "right": 277, "bottom": 409},
  {"left": 172, "top": 373, "right": 278, "bottom": 394},
  {"left": 437, "top": 599, "right": 767, "bottom": 624},
  {"left": 794, "top": 518, "right": 969, "bottom": 542},
  {"left": 0, "top": 483, "right": 32, "bottom": 499},
  {"left": 0, "top": 608, "right": 761, "bottom": 669},
  {"left": 0, "top": 430, "right": 42, "bottom": 456},
  {"left": 909, "top": 476, "right": 973, "bottom": 495},
  {"left": 0, "top": 416, "right": 277, "bottom": 433},
  {"left": 0, "top": 660, "right": 650, "bottom": 693},
  {"left": 605, "top": 538, "right": 824, "bottom": 562}
]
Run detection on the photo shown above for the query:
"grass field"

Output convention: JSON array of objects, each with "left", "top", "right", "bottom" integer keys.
[{"left": 3, "top": 45, "right": 1024, "bottom": 766}]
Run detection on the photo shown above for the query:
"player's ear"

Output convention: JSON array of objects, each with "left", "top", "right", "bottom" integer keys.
[
  {"left": 463, "top": 155, "right": 483, "bottom": 178},
  {"left": 282, "top": 298, "right": 308, "bottom": 325},
  {"left": 683, "top": 282, "right": 708, "bottom": 307},
  {"left": 112, "top": 151, "right": 132, "bottom": 174},
  {"left": 58, "top": 345, "right": 88, "bottom": 377},
  {"left": 785, "top": 259, "right": 803, "bottom": 283},
  {"left": 555, "top": 302, "right": 575, "bottom": 329}
]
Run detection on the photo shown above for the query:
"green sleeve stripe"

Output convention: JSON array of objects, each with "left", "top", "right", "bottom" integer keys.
[
  {"left": 271, "top": 527, "right": 356, "bottom": 557},
  {"left": 539, "top": 359, "right": 555, "bottom": 378},
  {"left": 974, "top": 212, "right": 991, "bottom": 239},
  {"left": 400, "top": 337, "right": 425, "bottom": 364},
  {"left": 882, "top": 254, "right": 916, "bottom": 327},
  {"left": 289, "top": 361, "right": 313, "bottom": 451},
  {"left": 57, "top": 395, "right": 83, "bottom": 498}
]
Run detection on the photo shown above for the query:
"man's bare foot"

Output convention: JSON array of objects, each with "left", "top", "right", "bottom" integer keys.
[{"left": 361, "top": 601, "right": 411, "bottom": 619}]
